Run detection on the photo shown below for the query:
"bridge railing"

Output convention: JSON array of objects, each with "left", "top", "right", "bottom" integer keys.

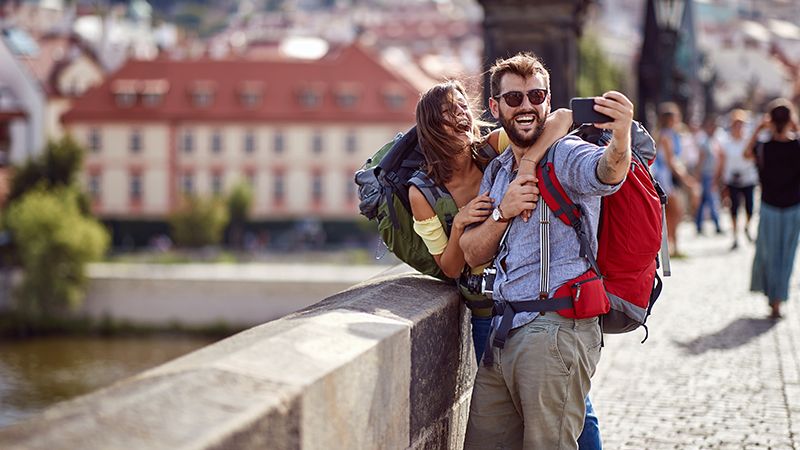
[{"left": 0, "top": 265, "right": 477, "bottom": 450}]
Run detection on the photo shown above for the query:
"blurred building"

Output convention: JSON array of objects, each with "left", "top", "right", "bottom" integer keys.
[
  {"left": 62, "top": 44, "right": 417, "bottom": 223},
  {"left": 0, "top": 27, "right": 104, "bottom": 164},
  {"left": 205, "top": 0, "right": 483, "bottom": 93}
]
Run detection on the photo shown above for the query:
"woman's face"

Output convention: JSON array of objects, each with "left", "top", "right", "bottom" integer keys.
[{"left": 442, "top": 89, "right": 473, "bottom": 148}]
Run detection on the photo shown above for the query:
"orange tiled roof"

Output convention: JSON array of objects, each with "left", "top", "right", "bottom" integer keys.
[{"left": 63, "top": 44, "right": 420, "bottom": 124}]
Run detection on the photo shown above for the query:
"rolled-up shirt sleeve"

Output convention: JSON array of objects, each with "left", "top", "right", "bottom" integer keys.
[{"left": 555, "top": 136, "right": 624, "bottom": 197}]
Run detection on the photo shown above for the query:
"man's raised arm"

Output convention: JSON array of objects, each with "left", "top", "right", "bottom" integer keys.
[{"left": 593, "top": 91, "right": 635, "bottom": 185}]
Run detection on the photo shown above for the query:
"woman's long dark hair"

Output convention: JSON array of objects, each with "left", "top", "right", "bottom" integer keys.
[
  {"left": 415, "top": 81, "right": 489, "bottom": 185},
  {"left": 767, "top": 98, "right": 795, "bottom": 134}
]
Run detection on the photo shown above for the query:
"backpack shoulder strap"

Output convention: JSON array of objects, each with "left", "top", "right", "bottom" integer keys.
[
  {"left": 408, "top": 170, "right": 448, "bottom": 207},
  {"left": 408, "top": 170, "right": 457, "bottom": 234},
  {"left": 475, "top": 143, "right": 498, "bottom": 160},
  {"left": 535, "top": 140, "right": 601, "bottom": 276},
  {"left": 536, "top": 144, "right": 582, "bottom": 227}
]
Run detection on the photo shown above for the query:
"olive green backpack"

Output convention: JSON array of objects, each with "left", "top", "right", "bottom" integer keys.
[{"left": 354, "top": 126, "right": 507, "bottom": 281}]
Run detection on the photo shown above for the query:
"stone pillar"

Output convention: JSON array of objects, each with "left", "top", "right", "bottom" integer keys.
[{"left": 478, "top": 0, "right": 593, "bottom": 109}]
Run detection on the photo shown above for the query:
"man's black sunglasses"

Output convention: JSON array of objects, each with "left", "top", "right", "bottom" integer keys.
[{"left": 493, "top": 89, "right": 548, "bottom": 107}]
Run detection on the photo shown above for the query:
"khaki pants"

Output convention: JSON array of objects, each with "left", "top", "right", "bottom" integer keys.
[{"left": 464, "top": 313, "right": 602, "bottom": 450}]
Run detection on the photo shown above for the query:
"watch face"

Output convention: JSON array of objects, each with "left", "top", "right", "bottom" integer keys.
[{"left": 492, "top": 207, "right": 501, "bottom": 222}]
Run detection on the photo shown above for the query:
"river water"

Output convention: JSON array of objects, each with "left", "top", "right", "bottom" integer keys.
[{"left": 0, "top": 335, "right": 217, "bottom": 428}]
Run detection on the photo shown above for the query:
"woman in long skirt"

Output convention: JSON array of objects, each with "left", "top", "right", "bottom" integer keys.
[{"left": 745, "top": 99, "right": 800, "bottom": 319}]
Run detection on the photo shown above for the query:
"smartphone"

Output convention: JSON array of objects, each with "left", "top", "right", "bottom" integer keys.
[{"left": 570, "top": 97, "right": 613, "bottom": 124}]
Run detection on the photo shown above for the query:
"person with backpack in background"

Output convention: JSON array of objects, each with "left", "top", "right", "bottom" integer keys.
[
  {"left": 694, "top": 115, "right": 724, "bottom": 235},
  {"left": 409, "top": 80, "right": 605, "bottom": 450},
  {"left": 719, "top": 109, "right": 760, "bottom": 250},
  {"left": 460, "top": 52, "right": 635, "bottom": 450},
  {"left": 653, "top": 102, "right": 699, "bottom": 258},
  {"left": 744, "top": 99, "right": 800, "bottom": 320}
]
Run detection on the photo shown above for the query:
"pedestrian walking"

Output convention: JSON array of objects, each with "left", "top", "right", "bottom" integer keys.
[
  {"left": 653, "top": 102, "right": 698, "bottom": 257},
  {"left": 694, "top": 116, "right": 723, "bottom": 234},
  {"left": 719, "top": 109, "right": 760, "bottom": 250},
  {"left": 744, "top": 99, "right": 800, "bottom": 319}
]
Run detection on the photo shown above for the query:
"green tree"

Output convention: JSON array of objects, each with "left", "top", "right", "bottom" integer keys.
[
  {"left": 227, "top": 181, "right": 253, "bottom": 248},
  {"left": 577, "top": 33, "right": 626, "bottom": 98},
  {"left": 7, "top": 136, "right": 84, "bottom": 204},
  {"left": 169, "top": 196, "right": 229, "bottom": 248},
  {"left": 6, "top": 187, "right": 109, "bottom": 318}
]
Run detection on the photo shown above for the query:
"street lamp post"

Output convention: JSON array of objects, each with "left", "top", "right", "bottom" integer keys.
[
  {"left": 477, "top": 0, "right": 593, "bottom": 109},
  {"left": 638, "top": 0, "right": 702, "bottom": 127}
]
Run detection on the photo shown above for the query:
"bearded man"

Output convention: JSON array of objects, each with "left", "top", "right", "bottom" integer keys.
[{"left": 460, "top": 52, "right": 634, "bottom": 450}]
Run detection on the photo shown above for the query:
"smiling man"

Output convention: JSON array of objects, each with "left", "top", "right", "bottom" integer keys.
[{"left": 460, "top": 52, "right": 634, "bottom": 450}]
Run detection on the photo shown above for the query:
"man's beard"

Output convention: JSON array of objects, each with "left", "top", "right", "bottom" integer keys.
[{"left": 498, "top": 109, "right": 546, "bottom": 147}]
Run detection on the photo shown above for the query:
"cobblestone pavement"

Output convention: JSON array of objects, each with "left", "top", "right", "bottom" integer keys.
[{"left": 592, "top": 220, "right": 800, "bottom": 450}]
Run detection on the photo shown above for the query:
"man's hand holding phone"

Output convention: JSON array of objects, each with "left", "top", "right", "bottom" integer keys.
[
  {"left": 570, "top": 93, "right": 634, "bottom": 138},
  {"left": 590, "top": 91, "right": 634, "bottom": 141}
]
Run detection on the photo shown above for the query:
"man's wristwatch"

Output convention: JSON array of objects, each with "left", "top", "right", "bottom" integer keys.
[{"left": 492, "top": 206, "right": 509, "bottom": 223}]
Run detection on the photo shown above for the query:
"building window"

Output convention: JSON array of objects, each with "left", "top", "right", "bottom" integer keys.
[
  {"left": 193, "top": 92, "right": 213, "bottom": 107},
  {"left": 182, "top": 130, "right": 194, "bottom": 153},
  {"left": 274, "top": 131, "right": 284, "bottom": 154},
  {"left": 191, "top": 82, "right": 215, "bottom": 108},
  {"left": 336, "top": 92, "right": 358, "bottom": 109},
  {"left": 88, "top": 173, "right": 101, "bottom": 199},
  {"left": 181, "top": 172, "right": 194, "bottom": 195},
  {"left": 298, "top": 88, "right": 321, "bottom": 108},
  {"left": 311, "top": 172, "right": 323, "bottom": 203},
  {"left": 346, "top": 174, "right": 356, "bottom": 203},
  {"left": 142, "top": 93, "right": 162, "bottom": 107},
  {"left": 274, "top": 172, "right": 284, "bottom": 204},
  {"left": 211, "top": 172, "right": 223, "bottom": 196},
  {"left": 384, "top": 92, "right": 407, "bottom": 110},
  {"left": 129, "top": 172, "right": 142, "bottom": 201},
  {"left": 241, "top": 92, "right": 261, "bottom": 108},
  {"left": 345, "top": 132, "right": 357, "bottom": 154},
  {"left": 130, "top": 129, "right": 142, "bottom": 153},
  {"left": 0, "top": 122, "right": 9, "bottom": 166},
  {"left": 111, "top": 79, "right": 138, "bottom": 107},
  {"left": 68, "top": 80, "right": 80, "bottom": 96},
  {"left": 244, "top": 130, "right": 256, "bottom": 154},
  {"left": 88, "top": 128, "right": 101, "bottom": 152},
  {"left": 115, "top": 92, "right": 136, "bottom": 107},
  {"left": 142, "top": 79, "right": 168, "bottom": 107},
  {"left": 211, "top": 130, "right": 222, "bottom": 154},
  {"left": 246, "top": 171, "right": 256, "bottom": 187},
  {"left": 312, "top": 132, "right": 323, "bottom": 154},
  {"left": 239, "top": 81, "right": 263, "bottom": 108}
]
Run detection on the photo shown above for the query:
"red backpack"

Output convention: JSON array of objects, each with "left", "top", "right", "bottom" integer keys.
[
  {"left": 536, "top": 123, "right": 670, "bottom": 340},
  {"left": 481, "top": 123, "right": 671, "bottom": 365}
]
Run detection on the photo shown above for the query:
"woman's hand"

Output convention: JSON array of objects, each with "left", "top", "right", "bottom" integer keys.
[
  {"left": 546, "top": 108, "right": 574, "bottom": 137},
  {"left": 453, "top": 192, "right": 494, "bottom": 232}
]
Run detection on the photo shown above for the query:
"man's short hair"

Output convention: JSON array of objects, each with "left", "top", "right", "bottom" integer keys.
[{"left": 489, "top": 52, "right": 550, "bottom": 98}]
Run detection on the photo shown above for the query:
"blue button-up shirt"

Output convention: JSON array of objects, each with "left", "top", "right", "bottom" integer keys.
[{"left": 481, "top": 135, "right": 623, "bottom": 329}]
